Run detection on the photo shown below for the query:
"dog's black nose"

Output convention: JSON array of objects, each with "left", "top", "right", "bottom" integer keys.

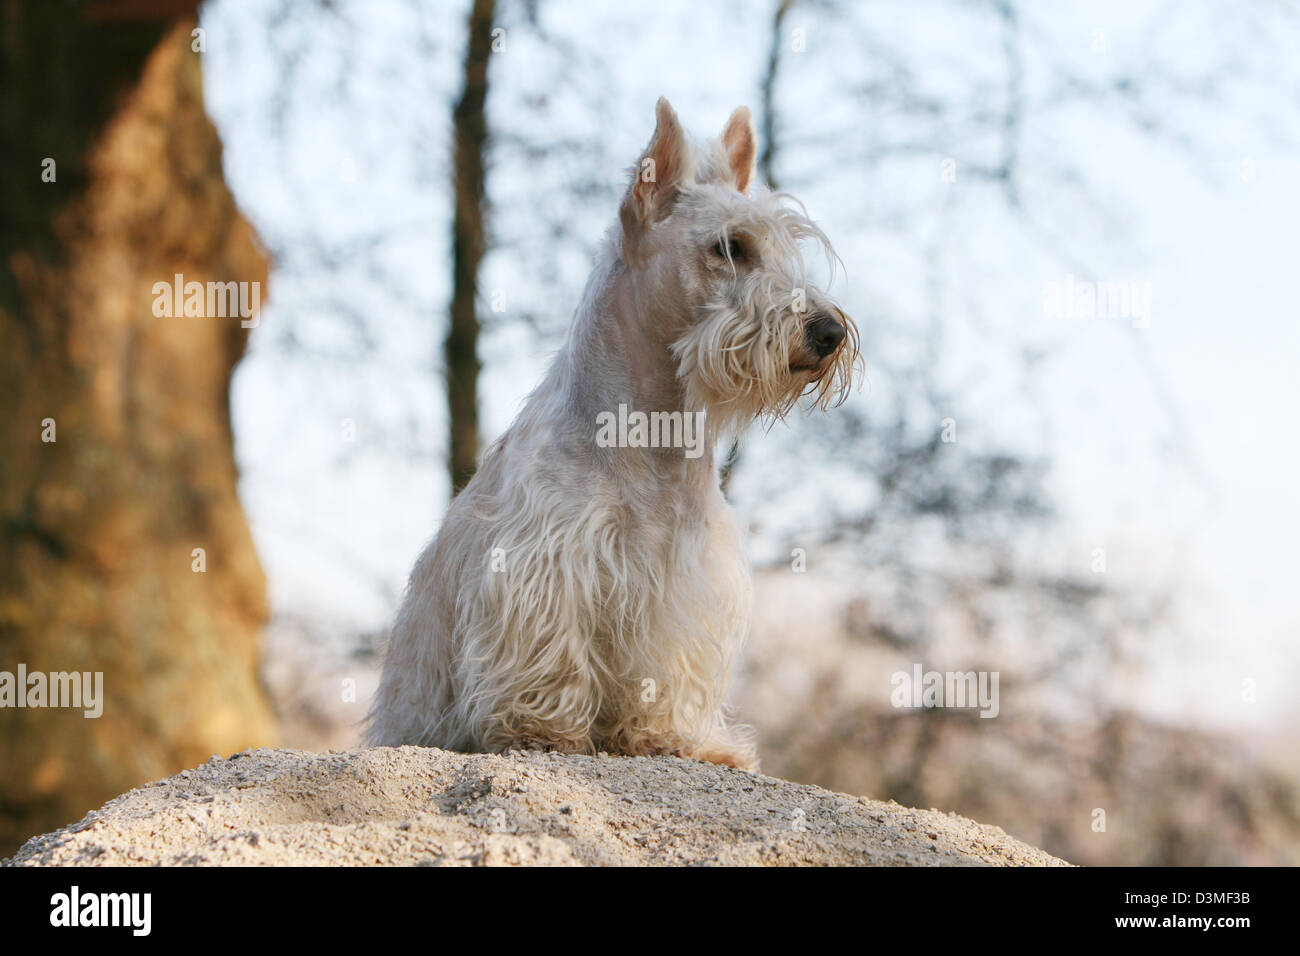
[{"left": 805, "top": 312, "right": 846, "bottom": 359}]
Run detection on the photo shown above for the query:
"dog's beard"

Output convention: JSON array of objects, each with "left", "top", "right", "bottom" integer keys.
[{"left": 672, "top": 294, "right": 859, "bottom": 445}]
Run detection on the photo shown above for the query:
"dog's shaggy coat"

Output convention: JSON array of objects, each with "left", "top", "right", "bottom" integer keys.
[{"left": 366, "top": 99, "right": 858, "bottom": 769}]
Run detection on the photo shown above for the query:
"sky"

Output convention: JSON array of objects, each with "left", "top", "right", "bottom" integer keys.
[{"left": 200, "top": 0, "right": 1300, "bottom": 735}]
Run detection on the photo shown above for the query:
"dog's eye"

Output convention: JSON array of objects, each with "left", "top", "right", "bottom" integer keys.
[{"left": 711, "top": 238, "right": 746, "bottom": 262}]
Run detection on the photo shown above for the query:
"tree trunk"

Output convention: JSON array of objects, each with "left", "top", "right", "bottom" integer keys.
[
  {"left": 720, "top": 0, "right": 793, "bottom": 493},
  {"left": 446, "top": 0, "right": 495, "bottom": 494},
  {"left": 0, "top": 3, "right": 276, "bottom": 854}
]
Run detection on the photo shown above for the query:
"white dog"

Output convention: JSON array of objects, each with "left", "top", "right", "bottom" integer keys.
[{"left": 366, "top": 99, "right": 858, "bottom": 770}]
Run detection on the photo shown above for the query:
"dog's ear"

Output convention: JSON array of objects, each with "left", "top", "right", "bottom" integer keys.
[
  {"left": 621, "top": 97, "right": 690, "bottom": 235},
  {"left": 721, "top": 106, "right": 757, "bottom": 194}
]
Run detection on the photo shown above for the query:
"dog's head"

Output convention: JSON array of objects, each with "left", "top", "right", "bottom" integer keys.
[{"left": 618, "top": 97, "right": 860, "bottom": 438}]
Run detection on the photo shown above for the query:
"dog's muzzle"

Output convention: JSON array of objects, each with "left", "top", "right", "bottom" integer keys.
[{"left": 805, "top": 311, "right": 846, "bottom": 359}]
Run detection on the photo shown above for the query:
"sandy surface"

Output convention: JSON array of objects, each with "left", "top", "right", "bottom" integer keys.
[{"left": 5, "top": 747, "right": 1067, "bottom": 866}]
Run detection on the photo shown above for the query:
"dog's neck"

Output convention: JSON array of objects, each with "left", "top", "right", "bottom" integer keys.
[
  {"left": 608, "top": 262, "right": 691, "bottom": 412},
  {"left": 551, "top": 249, "right": 719, "bottom": 480}
]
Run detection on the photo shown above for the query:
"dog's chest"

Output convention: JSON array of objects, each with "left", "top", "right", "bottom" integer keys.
[{"left": 588, "top": 485, "right": 748, "bottom": 612}]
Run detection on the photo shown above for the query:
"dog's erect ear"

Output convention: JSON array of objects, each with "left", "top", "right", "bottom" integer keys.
[
  {"left": 621, "top": 97, "right": 690, "bottom": 235},
  {"left": 721, "top": 106, "right": 757, "bottom": 194}
]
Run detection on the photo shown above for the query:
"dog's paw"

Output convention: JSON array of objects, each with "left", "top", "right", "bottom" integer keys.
[{"left": 693, "top": 747, "right": 759, "bottom": 772}]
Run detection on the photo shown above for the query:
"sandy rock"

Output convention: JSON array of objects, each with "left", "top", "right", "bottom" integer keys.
[{"left": 4, "top": 747, "right": 1068, "bottom": 867}]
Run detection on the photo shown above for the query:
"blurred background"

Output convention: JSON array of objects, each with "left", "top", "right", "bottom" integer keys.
[{"left": 2, "top": 0, "right": 1298, "bottom": 864}]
